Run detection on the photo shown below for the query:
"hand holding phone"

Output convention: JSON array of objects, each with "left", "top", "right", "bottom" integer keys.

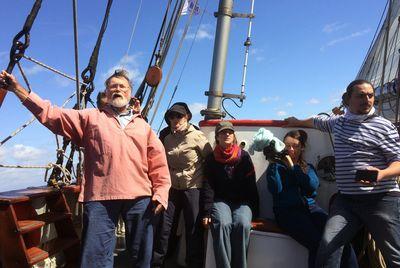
[{"left": 355, "top": 169, "right": 378, "bottom": 183}]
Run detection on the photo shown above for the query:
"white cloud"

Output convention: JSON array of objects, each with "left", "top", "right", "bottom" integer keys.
[
  {"left": 250, "top": 48, "right": 263, "bottom": 56},
  {"left": 286, "top": 102, "right": 293, "bottom": 107},
  {"left": 188, "top": 102, "right": 206, "bottom": 115},
  {"left": 250, "top": 48, "right": 265, "bottom": 62},
  {"left": 185, "top": 24, "right": 214, "bottom": 41},
  {"left": 255, "top": 56, "right": 265, "bottom": 62},
  {"left": 307, "top": 98, "right": 320, "bottom": 105},
  {"left": 23, "top": 65, "right": 44, "bottom": 75},
  {"left": 277, "top": 110, "right": 287, "bottom": 116},
  {"left": 11, "top": 144, "right": 47, "bottom": 161},
  {"left": 321, "top": 29, "right": 370, "bottom": 51},
  {"left": 322, "top": 22, "right": 347, "bottom": 33},
  {"left": 260, "top": 96, "right": 280, "bottom": 103},
  {"left": 188, "top": 102, "right": 206, "bottom": 125},
  {"left": 103, "top": 54, "right": 143, "bottom": 83},
  {"left": 0, "top": 147, "right": 6, "bottom": 162},
  {"left": 54, "top": 76, "right": 73, "bottom": 88},
  {"left": 0, "top": 144, "right": 73, "bottom": 191}
]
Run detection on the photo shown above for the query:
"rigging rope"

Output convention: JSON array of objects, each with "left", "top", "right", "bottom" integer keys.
[
  {"left": 0, "top": 163, "right": 72, "bottom": 187},
  {"left": 378, "top": 0, "right": 393, "bottom": 114},
  {"left": 149, "top": 0, "right": 199, "bottom": 125},
  {"left": 384, "top": 21, "right": 400, "bottom": 119},
  {"left": 2, "top": 114, "right": 73, "bottom": 190},
  {"left": 44, "top": 163, "right": 72, "bottom": 186},
  {"left": 0, "top": 163, "right": 53, "bottom": 169},
  {"left": 49, "top": 0, "right": 114, "bottom": 186},
  {"left": 0, "top": 90, "right": 76, "bottom": 147},
  {"left": 16, "top": 62, "right": 32, "bottom": 93},
  {"left": 386, "top": 25, "right": 399, "bottom": 77},
  {"left": 23, "top": 55, "right": 84, "bottom": 85},
  {"left": 135, "top": 0, "right": 173, "bottom": 103},
  {"left": 357, "top": 0, "right": 388, "bottom": 78},
  {"left": 48, "top": 138, "right": 71, "bottom": 187},
  {"left": 156, "top": 0, "right": 211, "bottom": 134},
  {"left": 159, "top": 0, "right": 184, "bottom": 67},
  {"left": 81, "top": 0, "right": 113, "bottom": 87},
  {"left": 0, "top": 0, "right": 43, "bottom": 107},
  {"left": 141, "top": 0, "right": 186, "bottom": 118},
  {"left": 139, "top": 0, "right": 179, "bottom": 109},
  {"left": 123, "top": 0, "right": 143, "bottom": 61}
]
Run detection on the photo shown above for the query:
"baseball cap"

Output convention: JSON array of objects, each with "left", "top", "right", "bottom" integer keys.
[{"left": 215, "top": 121, "right": 234, "bottom": 134}]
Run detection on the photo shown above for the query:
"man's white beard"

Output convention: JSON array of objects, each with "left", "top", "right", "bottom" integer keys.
[{"left": 108, "top": 95, "right": 129, "bottom": 108}]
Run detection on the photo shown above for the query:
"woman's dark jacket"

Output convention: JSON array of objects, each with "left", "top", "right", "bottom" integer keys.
[{"left": 202, "top": 149, "right": 259, "bottom": 219}]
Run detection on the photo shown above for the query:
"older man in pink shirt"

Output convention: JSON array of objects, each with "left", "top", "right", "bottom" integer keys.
[{"left": 0, "top": 69, "right": 171, "bottom": 268}]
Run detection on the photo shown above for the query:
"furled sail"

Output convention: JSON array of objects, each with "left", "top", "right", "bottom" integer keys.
[{"left": 357, "top": 0, "right": 400, "bottom": 122}]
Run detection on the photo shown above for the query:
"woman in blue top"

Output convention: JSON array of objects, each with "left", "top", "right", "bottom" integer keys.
[{"left": 266, "top": 130, "right": 357, "bottom": 268}]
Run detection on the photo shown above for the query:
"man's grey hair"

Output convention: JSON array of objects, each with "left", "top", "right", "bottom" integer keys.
[{"left": 104, "top": 69, "right": 132, "bottom": 89}]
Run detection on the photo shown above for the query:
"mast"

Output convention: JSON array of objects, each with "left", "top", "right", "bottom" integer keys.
[{"left": 202, "top": 0, "right": 233, "bottom": 120}]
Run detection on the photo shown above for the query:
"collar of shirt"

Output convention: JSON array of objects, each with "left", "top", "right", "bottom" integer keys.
[
  {"left": 110, "top": 106, "right": 134, "bottom": 128},
  {"left": 344, "top": 106, "right": 376, "bottom": 122}
]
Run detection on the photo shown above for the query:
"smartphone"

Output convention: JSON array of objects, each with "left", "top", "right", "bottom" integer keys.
[{"left": 355, "top": 169, "right": 378, "bottom": 182}]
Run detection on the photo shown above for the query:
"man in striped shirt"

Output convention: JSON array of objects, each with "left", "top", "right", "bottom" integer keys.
[{"left": 285, "top": 79, "right": 400, "bottom": 267}]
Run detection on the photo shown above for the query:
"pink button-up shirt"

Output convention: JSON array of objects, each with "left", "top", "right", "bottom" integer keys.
[{"left": 23, "top": 92, "right": 171, "bottom": 208}]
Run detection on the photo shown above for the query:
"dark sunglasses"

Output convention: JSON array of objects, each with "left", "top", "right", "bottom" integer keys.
[{"left": 168, "top": 112, "right": 185, "bottom": 119}]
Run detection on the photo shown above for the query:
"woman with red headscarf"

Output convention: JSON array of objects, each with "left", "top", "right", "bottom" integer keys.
[{"left": 202, "top": 121, "right": 259, "bottom": 268}]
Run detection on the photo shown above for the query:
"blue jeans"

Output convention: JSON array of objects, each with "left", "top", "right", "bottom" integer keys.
[
  {"left": 80, "top": 197, "right": 154, "bottom": 268},
  {"left": 316, "top": 193, "right": 400, "bottom": 268},
  {"left": 275, "top": 205, "right": 328, "bottom": 268},
  {"left": 275, "top": 204, "right": 357, "bottom": 268},
  {"left": 210, "top": 201, "right": 252, "bottom": 268}
]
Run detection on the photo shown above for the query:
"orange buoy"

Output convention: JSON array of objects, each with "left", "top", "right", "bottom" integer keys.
[{"left": 145, "top": 66, "right": 162, "bottom": 87}]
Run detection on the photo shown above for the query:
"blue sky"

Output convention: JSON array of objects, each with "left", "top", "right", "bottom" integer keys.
[{"left": 0, "top": 0, "right": 386, "bottom": 191}]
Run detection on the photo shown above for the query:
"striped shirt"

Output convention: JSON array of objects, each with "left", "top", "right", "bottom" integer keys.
[{"left": 313, "top": 114, "right": 400, "bottom": 195}]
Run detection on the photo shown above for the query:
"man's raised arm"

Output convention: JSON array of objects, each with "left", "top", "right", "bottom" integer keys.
[
  {"left": 284, "top": 116, "right": 314, "bottom": 128},
  {"left": 0, "top": 70, "right": 86, "bottom": 145}
]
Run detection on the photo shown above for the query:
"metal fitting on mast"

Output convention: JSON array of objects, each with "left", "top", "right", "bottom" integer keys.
[{"left": 202, "top": 0, "right": 255, "bottom": 120}]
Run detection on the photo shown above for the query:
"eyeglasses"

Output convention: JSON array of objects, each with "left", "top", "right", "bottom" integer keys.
[{"left": 168, "top": 113, "right": 184, "bottom": 120}]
